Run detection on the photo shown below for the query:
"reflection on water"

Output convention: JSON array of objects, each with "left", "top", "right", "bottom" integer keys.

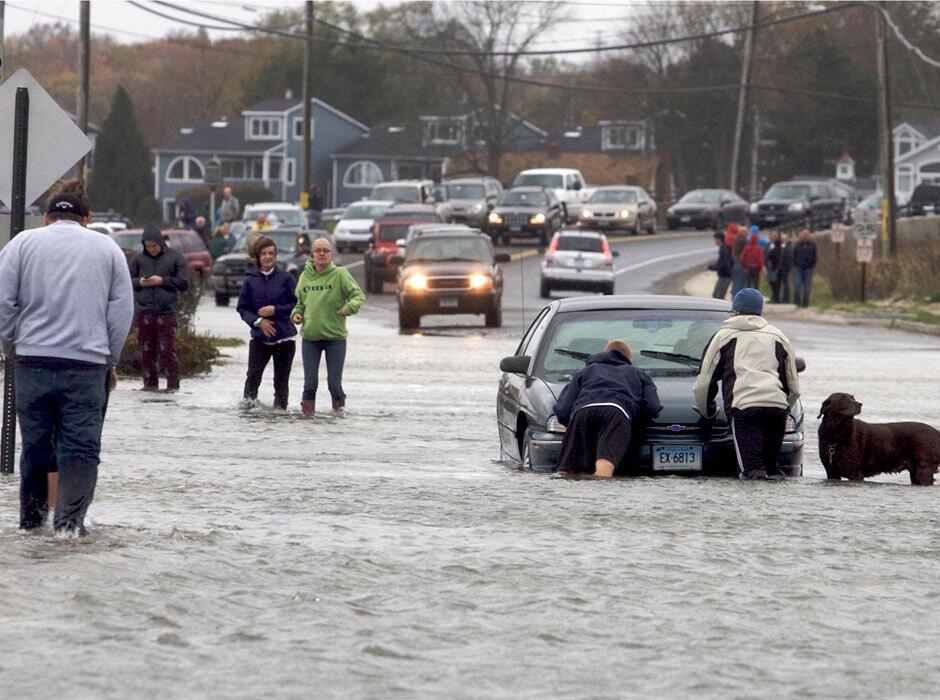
[{"left": 0, "top": 305, "right": 938, "bottom": 697}]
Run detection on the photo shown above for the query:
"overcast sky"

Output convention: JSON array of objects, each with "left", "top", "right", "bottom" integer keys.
[{"left": 2, "top": 0, "right": 643, "bottom": 58}]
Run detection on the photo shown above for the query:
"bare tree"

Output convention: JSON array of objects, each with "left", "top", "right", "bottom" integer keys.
[{"left": 435, "top": 0, "right": 568, "bottom": 176}]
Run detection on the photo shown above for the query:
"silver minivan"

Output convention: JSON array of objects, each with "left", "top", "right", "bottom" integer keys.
[{"left": 539, "top": 230, "right": 618, "bottom": 298}]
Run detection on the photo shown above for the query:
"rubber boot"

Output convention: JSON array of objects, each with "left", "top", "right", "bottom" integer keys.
[
  {"left": 301, "top": 399, "right": 315, "bottom": 415},
  {"left": 332, "top": 397, "right": 345, "bottom": 412}
]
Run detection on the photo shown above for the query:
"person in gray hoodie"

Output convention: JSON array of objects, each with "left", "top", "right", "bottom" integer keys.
[
  {"left": 128, "top": 225, "right": 189, "bottom": 391},
  {"left": 0, "top": 180, "right": 134, "bottom": 534}
]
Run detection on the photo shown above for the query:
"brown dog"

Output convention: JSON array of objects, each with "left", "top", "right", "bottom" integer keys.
[{"left": 818, "top": 392, "right": 940, "bottom": 485}]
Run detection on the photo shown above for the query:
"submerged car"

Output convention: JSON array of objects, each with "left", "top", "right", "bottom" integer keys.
[
  {"left": 211, "top": 229, "right": 313, "bottom": 306},
  {"left": 332, "top": 200, "right": 393, "bottom": 253},
  {"left": 496, "top": 295, "right": 805, "bottom": 476},
  {"left": 578, "top": 186, "right": 657, "bottom": 234},
  {"left": 540, "top": 230, "right": 618, "bottom": 298},
  {"left": 666, "top": 189, "right": 748, "bottom": 230}
]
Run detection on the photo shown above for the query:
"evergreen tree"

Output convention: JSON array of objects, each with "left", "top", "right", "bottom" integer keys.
[{"left": 90, "top": 86, "right": 157, "bottom": 223}]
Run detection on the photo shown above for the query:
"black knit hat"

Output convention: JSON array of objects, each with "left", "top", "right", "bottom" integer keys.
[{"left": 46, "top": 193, "right": 90, "bottom": 217}]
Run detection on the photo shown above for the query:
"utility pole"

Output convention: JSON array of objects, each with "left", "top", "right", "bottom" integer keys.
[
  {"left": 749, "top": 110, "right": 760, "bottom": 200},
  {"left": 875, "top": 1, "right": 897, "bottom": 257},
  {"left": 300, "top": 0, "right": 313, "bottom": 208},
  {"left": 77, "top": 0, "right": 90, "bottom": 182},
  {"left": 729, "top": 0, "right": 758, "bottom": 193}
]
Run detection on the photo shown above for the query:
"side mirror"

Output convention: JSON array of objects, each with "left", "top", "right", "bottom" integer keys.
[
  {"left": 487, "top": 202, "right": 495, "bottom": 211},
  {"left": 500, "top": 355, "right": 531, "bottom": 374},
  {"left": 395, "top": 238, "right": 406, "bottom": 248},
  {"left": 795, "top": 357, "right": 806, "bottom": 373},
  {"left": 720, "top": 199, "right": 730, "bottom": 207},
  {"left": 389, "top": 255, "right": 404, "bottom": 266},
  {"left": 612, "top": 250, "right": 620, "bottom": 258},
  {"left": 572, "top": 180, "right": 582, "bottom": 191},
  {"left": 494, "top": 252, "right": 511, "bottom": 264}
]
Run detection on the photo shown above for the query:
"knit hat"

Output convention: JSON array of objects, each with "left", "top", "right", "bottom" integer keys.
[
  {"left": 749, "top": 224, "right": 760, "bottom": 234},
  {"left": 732, "top": 288, "right": 764, "bottom": 316}
]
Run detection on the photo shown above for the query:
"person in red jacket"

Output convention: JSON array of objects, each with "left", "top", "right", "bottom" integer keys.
[{"left": 740, "top": 231, "right": 765, "bottom": 290}]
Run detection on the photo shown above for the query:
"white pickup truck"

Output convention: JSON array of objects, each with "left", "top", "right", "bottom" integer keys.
[{"left": 511, "top": 168, "right": 593, "bottom": 223}]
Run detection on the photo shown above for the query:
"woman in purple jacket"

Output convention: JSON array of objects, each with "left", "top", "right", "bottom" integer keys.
[{"left": 236, "top": 236, "right": 298, "bottom": 409}]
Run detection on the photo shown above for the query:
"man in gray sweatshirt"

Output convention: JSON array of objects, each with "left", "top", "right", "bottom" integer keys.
[{"left": 0, "top": 182, "right": 134, "bottom": 534}]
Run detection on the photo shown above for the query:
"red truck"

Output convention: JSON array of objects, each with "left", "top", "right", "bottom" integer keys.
[{"left": 362, "top": 204, "right": 442, "bottom": 294}]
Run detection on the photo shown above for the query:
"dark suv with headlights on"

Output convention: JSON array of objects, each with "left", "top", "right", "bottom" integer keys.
[
  {"left": 483, "top": 187, "right": 564, "bottom": 245},
  {"left": 749, "top": 180, "right": 844, "bottom": 230},
  {"left": 211, "top": 229, "right": 313, "bottom": 306},
  {"left": 393, "top": 230, "right": 512, "bottom": 329},
  {"left": 496, "top": 295, "right": 806, "bottom": 476},
  {"left": 666, "top": 189, "right": 749, "bottom": 230}
]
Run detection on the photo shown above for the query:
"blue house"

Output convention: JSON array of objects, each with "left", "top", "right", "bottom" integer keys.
[
  {"left": 152, "top": 93, "right": 368, "bottom": 221},
  {"left": 330, "top": 108, "right": 546, "bottom": 206}
]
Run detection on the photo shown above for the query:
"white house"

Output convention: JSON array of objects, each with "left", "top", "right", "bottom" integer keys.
[{"left": 893, "top": 120, "right": 940, "bottom": 203}]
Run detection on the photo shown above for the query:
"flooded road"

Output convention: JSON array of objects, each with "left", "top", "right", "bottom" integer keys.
[{"left": 2, "top": 278, "right": 939, "bottom": 697}]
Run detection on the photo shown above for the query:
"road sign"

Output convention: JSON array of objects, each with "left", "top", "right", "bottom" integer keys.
[
  {"left": 854, "top": 209, "right": 879, "bottom": 239},
  {"left": 204, "top": 158, "right": 222, "bottom": 187},
  {"left": 831, "top": 222, "right": 848, "bottom": 244},
  {"left": 0, "top": 69, "right": 93, "bottom": 208},
  {"left": 856, "top": 238, "right": 874, "bottom": 264}
]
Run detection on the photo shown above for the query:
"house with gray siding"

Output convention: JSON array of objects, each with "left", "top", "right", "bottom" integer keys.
[{"left": 152, "top": 94, "right": 368, "bottom": 221}]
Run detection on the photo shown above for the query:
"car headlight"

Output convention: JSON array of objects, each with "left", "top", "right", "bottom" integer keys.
[
  {"left": 488, "top": 211, "right": 502, "bottom": 224},
  {"left": 530, "top": 213, "right": 546, "bottom": 225},
  {"left": 546, "top": 415, "right": 566, "bottom": 433},
  {"left": 469, "top": 272, "right": 492, "bottom": 290},
  {"left": 666, "top": 207, "right": 675, "bottom": 216},
  {"left": 404, "top": 273, "right": 428, "bottom": 291},
  {"left": 580, "top": 209, "right": 594, "bottom": 218},
  {"left": 749, "top": 203, "right": 759, "bottom": 213},
  {"left": 788, "top": 202, "right": 804, "bottom": 212},
  {"left": 471, "top": 203, "right": 484, "bottom": 213},
  {"left": 619, "top": 209, "right": 632, "bottom": 218}
]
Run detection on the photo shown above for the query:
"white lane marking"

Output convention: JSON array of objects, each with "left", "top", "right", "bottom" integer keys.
[
  {"left": 613, "top": 247, "right": 713, "bottom": 278},
  {"left": 344, "top": 260, "right": 364, "bottom": 270}
]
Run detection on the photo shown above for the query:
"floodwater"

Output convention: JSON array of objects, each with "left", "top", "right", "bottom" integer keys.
[{"left": 1, "top": 301, "right": 939, "bottom": 698}]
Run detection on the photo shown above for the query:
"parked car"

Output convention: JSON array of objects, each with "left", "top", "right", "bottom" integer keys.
[
  {"left": 369, "top": 180, "right": 452, "bottom": 222},
  {"left": 540, "top": 230, "right": 618, "bottom": 298},
  {"left": 393, "top": 229, "right": 511, "bottom": 329},
  {"left": 496, "top": 295, "right": 806, "bottom": 475},
  {"left": 241, "top": 202, "right": 310, "bottom": 229},
  {"left": 437, "top": 177, "right": 502, "bottom": 228},
  {"left": 748, "top": 180, "right": 844, "bottom": 230},
  {"left": 332, "top": 200, "right": 393, "bottom": 253},
  {"left": 211, "top": 229, "right": 314, "bottom": 306},
  {"left": 578, "top": 186, "right": 657, "bottom": 235},
  {"left": 363, "top": 204, "right": 443, "bottom": 294},
  {"left": 511, "top": 168, "right": 589, "bottom": 223},
  {"left": 666, "top": 189, "right": 748, "bottom": 230},
  {"left": 483, "top": 187, "right": 564, "bottom": 245},
  {"left": 853, "top": 192, "right": 882, "bottom": 223},
  {"left": 904, "top": 183, "right": 940, "bottom": 216},
  {"left": 117, "top": 228, "right": 212, "bottom": 296}
]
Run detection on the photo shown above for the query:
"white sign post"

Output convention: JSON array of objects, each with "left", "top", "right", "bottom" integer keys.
[
  {"left": 856, "top": 238, "right": 874, "bottom": 302},
  {"left": 830, "top": 222, "right": 847, "bottom": 244}
]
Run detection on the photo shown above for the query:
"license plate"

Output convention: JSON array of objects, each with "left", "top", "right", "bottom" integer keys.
[
  {"left": 439, "top": 297, "right": 459, "bottom": 308},
  {"left": 765, "top": 215, "right": 777, "bottom": 222},
  {"left": 510, "top": 225, "right": 521, "bottom": 233},
  {"left": 680, "top": 215, "right": 691, "bottom": 223},
  {"left": 652, "top": 445, "right": 702, "bottom": 471},
  {"left": 597, "top": 220, "right": 609, "bottom": 227}
]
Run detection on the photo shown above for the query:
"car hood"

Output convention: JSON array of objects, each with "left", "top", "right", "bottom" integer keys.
[
  {"left": 495, "top": 206, "right": 545, "bottom": 214},
  {"left": 757, "top": 197, "right": 805, "bottom": 206},
  {"left": 670, "top": 202, "right": 718, "bottom": 212},
  {"left": 402, "top": 261, "right": 492, "bottom": 276},
  {"left": 215, "top": 251, "right": 297, "bottom": 265},
  {"left": 336, "top": 218, "right": 374, "bottom": 229},
  {"left": 448, "top": 199, "right": 485, "bottom": 207}
]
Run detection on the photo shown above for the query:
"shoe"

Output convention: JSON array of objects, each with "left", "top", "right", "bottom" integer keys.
[
  {"left": 332, "top": 397, "right": 346, "bottom": 412},
  {"left": 742, "top": 469, "right": 768, "bottom": 480},
  {"left": 141, "top": 386, "right": 159, "bottom": 392},
  {"left": 301, "top": 400, "right": 315, "bottom": 415}
]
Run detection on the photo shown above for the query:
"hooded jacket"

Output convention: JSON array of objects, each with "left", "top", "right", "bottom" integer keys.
[
  {"left": 693, "top": 315, "right": 800, "bottom": 417},
  {"left": 740, "top": 233, "right": 765, "bottom": 271},
  {"left": 792, "top": 239, "right": 817, "bottom": 270},
  {"left": 708, "top": 242, "right": 733, "bottom": 277},
  {"left": 553, "top": 350, "right": 663, "bottom": 427},
  {"left": 128, "top": 225, "right": 190, "bottom": 314},
  {"left": 237, "top": 266, "right": 298, "bottom": 342},
  {"left": 292, "top": 261, "right": 365, "bottom": 341}
]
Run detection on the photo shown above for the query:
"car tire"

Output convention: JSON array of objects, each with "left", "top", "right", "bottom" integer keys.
[
  {"left": 602, "top": 282, "right": 615, "bottom": 296},
  {"left": 398, "top": 305, "right": 419, "bottom": 330},
  {"left": 485, "top": 301, "right": 502, "bottom": 328},
  {"left": 214, "top": 292, "right": 230, "bottom": 307},
  {"left": 519, "top": 428, "right": 534, "bottom": 470},
  {"left": 539, "top": 279, "right": 551, "bottom": 299},
  {"left": 647, "top": 218, "right": 657, "bottom": 235},
  {"left": 631, "top": 224, "right": 640, "bottom": 236}
]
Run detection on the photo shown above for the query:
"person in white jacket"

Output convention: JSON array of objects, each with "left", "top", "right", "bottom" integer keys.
[{"left": 693, "top": 288, "right": 800, "bottom": 479}]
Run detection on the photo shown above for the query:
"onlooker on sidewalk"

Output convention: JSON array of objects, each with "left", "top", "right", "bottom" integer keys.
[
  {"left": 219, "top": 186, "right": 240, "bottom": 225},
  {"left": 194, "top": 215, "right": 211, "bottom": 246},
  {"left": 553, "top": 340, "right": 662, "bottom": 478},
  {"left": 765, "top": 230, "right": 794, "bottom": 303},
  {"left": 237, "top": 236, "right": 298, "bottom": 410},
  {"left": 707, "top": 230, "right": 733, "bottom": 299},
  {"left": 792, "top": 229, "right": 817, "bottom": 308},
  {"left": 730, "top": 224, "right": 750, "bottom": 296},
  {"left": 177, "top": 197, "right": 196, "bottom": 230},
  {"left": 128, "top": 225, "right": 189, "bottom": 391},
  {"left": 209, "top": 224, "right": 230, "bottom": 259},
  {"left": 693, "top": 288, "right": 800, "bottom": 479},
  {"left": 0, "top": 179, "right": 134, "bottom": 534},
  {"left": 740, "top": 230, "right": 765, "bottom": 290},
  {"left": 291, "top": 238, "right": 365, "bottom": 414},
  {"left": 307, "top": 183, "right": 324, "bottom": 227}
]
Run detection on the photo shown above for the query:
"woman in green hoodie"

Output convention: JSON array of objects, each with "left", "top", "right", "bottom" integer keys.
[{"left": 291, "top": 237, "right": 365, "bottom": 414}]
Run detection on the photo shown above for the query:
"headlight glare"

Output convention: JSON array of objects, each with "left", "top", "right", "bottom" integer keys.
[
  {"left": 404, "top": 273, "right": 428, "bottom": 291},
  {"left": 581, "top": 209, "right": 594, "bottom": 218},
  {"left": 469, "top": 273, "right": 492, "bottom": 290},
  {"left": 788, "top": 202, "right": 804, "bottom": 212},
  {"left": 488, "top": 211, "right": 502, "bottom": 224},
  {"left": 619, "top": 209, "right": 632, "bottom": 218},
  {"left": 749, "top": 203, "right": 759, "bottom": 213},
  {"left": 530, "top": 213, "right": 546, "bottom": 225}
]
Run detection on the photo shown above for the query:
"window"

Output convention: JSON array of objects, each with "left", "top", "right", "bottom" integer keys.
[
  {"left": 898, "top": 166, "right": 913, "bottom": 193},
  {"left": 250, "top": 159, "right": 264, "bottom": 180},
  {"left": 285, "top": 159, "right": 295, "bottom": 185},
  {"left": 603, "top": 123, "right": 641, "bottom": 151},
  {"left": 248, "top": 117, "right": 281, "bottom": 139},
  {"left": 220, "top": 158, "right": 246, "bottom": 180},
  {"left": 395, "top": 161, "right": 424, "bottom": 180},
  {"left": 343, "top": 160, "right": 384, "bottom": 187},
  {"left": 293, "top": 117, "right": 315, "bottom": 140},
  {"left": 423, "top": 118, "right": 461, "bottom": 146},
  {"left": 269, "top": 159, "right": 282, "bottom": 182},
  {"left": 166, "top": 156, "right": 204, "bottom": 182}
]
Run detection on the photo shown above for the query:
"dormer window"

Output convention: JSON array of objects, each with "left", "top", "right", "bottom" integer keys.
[
  {"left": 248, "top": 116, "right": 282, "bottom": 140},
  {"left": 602, "top": 122, "right": 642, "bottom": 151},
  {"left": 422, "top": 117, "right": 463, "bottom": 146}
]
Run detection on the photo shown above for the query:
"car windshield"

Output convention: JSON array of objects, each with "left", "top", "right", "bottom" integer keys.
[
  {"left": 234, "top": 230, "right": 304, "bottom": 253},
  {"left": 499, "top": 191, "right": 548, "bottom": 207},
  {"left": 556, "top": 236, "right": 604, "bottom": 253},
  {"left": 764, "top": 184, "right": 811, "bottom": 200},
  {"left": 445, "top": 183, "right": 486, "bottom": 200},
  {"left": 407, "top": 237, "right": 492, "bottom": 263},
  {"left": 588, "top": 189, "right": 637, "bottom": 204},
  {"left": 243, "top": 207, "right": 306, "bottom": 227},
  {"left": 110, "top": 232, "right": 140, "bottom": 250},
  {"left": 857, "top": 194, "right": 881, "bottom": 210},
  {"left": 379, "top": 224, "right": 410, "bottom": 242},
  {"left": 513, "top": 173, "right": 564, "bottom": 189},
  {"left": 371, "top": 185, "right": 420, "bottom": 203},
  {"left": 534, "top": 310, "right": 727, "bottom": 381},
  {"left": 343, "top": 203, "right": 389, "bottom": 220},
  {"left": 679, "top": 190, "right": 722, "bottom": 204}
]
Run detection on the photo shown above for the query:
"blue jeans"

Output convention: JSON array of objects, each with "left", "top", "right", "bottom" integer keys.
[
  {"left": 731, "top": 263, "right": 747, "bottom": 297},
  {"left": 15, "top": 362, "right": 108, "bottom": 532},
  {"left": 301, "top": 339, "right": 346, "bottom": 401},
  {"left": 793, "top": 268, "right": 813, "bottom": 307}
]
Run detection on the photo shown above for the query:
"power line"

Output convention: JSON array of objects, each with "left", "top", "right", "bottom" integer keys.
[{"left": 876, "top": 2, "right": 940, "bottom": 69}]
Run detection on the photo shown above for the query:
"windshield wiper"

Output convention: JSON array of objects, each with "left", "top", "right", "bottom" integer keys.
[
  {"left": 553, "top": 348, "right": 590, "bottom": 362},
  {"left": 641, "top": 350, "right": 701, "bottom": 368}
]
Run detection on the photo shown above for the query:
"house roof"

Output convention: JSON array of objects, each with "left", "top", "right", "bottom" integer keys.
[
  {"left": 245, "top": 97, "right": 298, "bottom": 113},
  {"left": 537, "top": 123, "right": 650, "bottom": 153},
  {"left": 893, "top": 120, "right": 940, "bottom": 140},
  {"left": 332, "top": 121, "right": 459, "bottom": 160},
  {"left": 837, "top": 153, "right": 854, "bottom": 164},
  {"left": 154, "top": 116, "right": 276, "bottom": 154}
]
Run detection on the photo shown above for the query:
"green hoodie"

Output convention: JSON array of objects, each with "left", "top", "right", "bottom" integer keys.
[{"left": 292, "top": 261, "right": 365, "bottom": 340}]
